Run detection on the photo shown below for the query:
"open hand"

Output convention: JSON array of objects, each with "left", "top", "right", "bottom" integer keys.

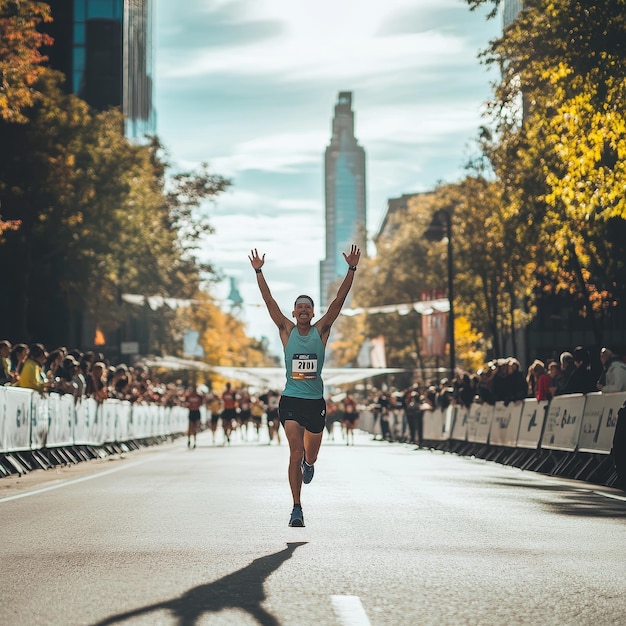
[
  {"left": 248, "top": 248, "right": 265, "bottom": 271},
  {"left": 343, "top": 244, "right": 361, "bottom": 268}
]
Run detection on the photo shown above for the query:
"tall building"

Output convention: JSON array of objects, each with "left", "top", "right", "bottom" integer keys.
[
  {"left": 503, "top": 0, "right": 523, "bottom": 27},
  {"left": 44, "top": 0, "right": 155, "bottom": 139},
  {"left": 320, "top": 92, "right": 367, "bottom": 308}
]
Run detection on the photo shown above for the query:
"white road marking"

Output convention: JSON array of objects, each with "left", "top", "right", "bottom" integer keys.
[
  {"left": 0, "top": 450, "right": 176, "bottom": 504},
  {"left": 331, "top": 595, "right": 371, "bottom": 626},
  {"left": 592, "top": 490, "right": 626, "bottom": 502}
]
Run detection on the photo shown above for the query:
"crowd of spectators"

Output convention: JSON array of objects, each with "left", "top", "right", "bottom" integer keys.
[
  {"left": 357, "top": 345, "right": 626, "bottom": 446},
  {"left": 0, "top": 340, "right": 187, "bottom": 406}
]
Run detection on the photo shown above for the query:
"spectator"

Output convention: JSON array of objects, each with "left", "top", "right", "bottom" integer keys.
[
  {"left": 44, "top": 348, "right": 65, "bottom": 383},
  {"left": 507, "top": 358, "right": 528, "bottom": 402},
  {"left": 476, "top": 367, "right": 495, "bottom": 404},
  {"left": 598, "top": 347, "right": 626, "bottom": 393},
  {"left": 404, "top": 386, "right": 423, "bottom": 445},
  {"left": 86, "top": 361, "right": 108, "bottom": 402},
  {"left": 613, "top": 400, "right": 626, "bottom": 491},
  {"left": 528, "top": 359, "right": 554, "bottom": 401},
  {"left": 53, "top": 355, "right": 80, "bottom": 396},
  {"left": 491, "top": 359, "right": 510, "bottom": 403},
  {"left": 547, "top": 361, "right": 559, "bottom": 396},
  {"left": 109, "top": 365, "right": 131, "bottom": 400},
  {"left": 0, "top": 340, "right": 13, "bottom": 384},
  {"left": 456, "top": 373, "right": 474, "bottom": 408},
  {"left": 564, "top": 347, "right": 597, "bottom": 394},
  {"left": 9, "top": 343, "right": 28, "bottom": 381},
  {"left": 555, "top": 351, "right": 576, "bottom": 395},
  {"left": 17, "top": 343, "right": 49, "bottom": 393},
  {"left": 376, "top": 390, "right": 391, "bottom": 441}
]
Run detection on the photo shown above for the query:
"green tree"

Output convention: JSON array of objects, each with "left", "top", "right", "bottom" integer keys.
[
  {"left": 182, "top": 291, "right": 273, "bottom": 374},
  {"left": 340, "top": 192, "right": 450, "bottom": 376},
  {"left": 0, "top": 0, "right": 52, "bottom": 123},
  {"left": 0, "top": 72, "right": 230, "bottom": 350},
  {"left": 467, "top": 0, "right": 626, "bottom": 347}
]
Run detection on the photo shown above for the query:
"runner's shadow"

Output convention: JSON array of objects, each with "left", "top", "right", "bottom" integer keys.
[{"left": 93, "top": 542, "right": 307, "bottom": 626}]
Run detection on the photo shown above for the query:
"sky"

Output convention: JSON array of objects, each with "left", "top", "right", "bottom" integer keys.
[{"left": 153, "top": 0, "right": 503, "bottom": 357}]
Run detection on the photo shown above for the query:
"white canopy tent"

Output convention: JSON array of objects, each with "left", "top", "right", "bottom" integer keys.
[
  {"left": 141, "top": 356, "right": 407, "bottom": 391},
  {"left": 210, "top": 366, "right": 408, "bottom": 390}
]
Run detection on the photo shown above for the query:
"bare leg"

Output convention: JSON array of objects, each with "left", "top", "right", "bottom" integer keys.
[
  {"left": 283, "top": 421, "right": 305, "bottom": 505},
  {"left": 304, "top": 429, "right": 323, "bottom": 465}
]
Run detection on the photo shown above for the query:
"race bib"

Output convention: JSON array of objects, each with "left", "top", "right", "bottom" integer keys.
[{"left": 291, "top": 353, "right": 318, "bottom": 380}]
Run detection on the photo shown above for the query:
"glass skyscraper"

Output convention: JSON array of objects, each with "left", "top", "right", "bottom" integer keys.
[
  {"left": 503, "top": 0, "right": 523, "bottom": 27},
  {"left": 320, "top": 92, "right": 367, "bottom": 307},
  {"left": 44, "top": 0, "right": 155, "bottom": 139}
]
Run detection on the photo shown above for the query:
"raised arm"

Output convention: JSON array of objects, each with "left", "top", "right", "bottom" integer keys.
[
  {"left": 248, "top": 249, "right": 293, "bottom": 340},
  {"left": 316, "top": 244, "right": 361, "bottom": 343}
]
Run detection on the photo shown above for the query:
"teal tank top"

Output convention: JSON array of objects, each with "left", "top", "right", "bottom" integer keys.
[{"left": 283, "top": 326, "right": 325, "bottom": 399}]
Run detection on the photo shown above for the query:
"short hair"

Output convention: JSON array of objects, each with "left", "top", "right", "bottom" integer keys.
[
  {"left": 560, "top": 351, "right": 574, "bottom": 366},
  {"left": 294, "top": 295, "right": 314, "bottom": 308}
]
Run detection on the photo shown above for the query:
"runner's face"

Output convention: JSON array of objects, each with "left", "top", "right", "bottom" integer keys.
[{"left": 293, "top": 302, "right": 313, "bottom": 322}]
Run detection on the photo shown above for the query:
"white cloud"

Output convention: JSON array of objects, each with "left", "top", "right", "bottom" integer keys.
[
  {"left": 210, "top": 130, "right": 327, "bottom": 175},
  {"left": 155, "top": 0, "right": 502, "bottom": 348}
]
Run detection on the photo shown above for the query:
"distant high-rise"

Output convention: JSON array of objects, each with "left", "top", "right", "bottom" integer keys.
[
  {"left": 44, "top": 0, "right": 155, "bottom": 139},
  {"left": 320, "top": 92, "right": 367, "bottom": 308},
  {"left": 503, "top": 0, "right": 523, "bottom": 27}
]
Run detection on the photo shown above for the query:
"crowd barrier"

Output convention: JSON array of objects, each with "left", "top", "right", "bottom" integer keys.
[
  {"left": 0, "top": 386, "right": 200, "bottom": 476},
  {"left": 359, "top": 391, "right": 626, "bottom": 488}
]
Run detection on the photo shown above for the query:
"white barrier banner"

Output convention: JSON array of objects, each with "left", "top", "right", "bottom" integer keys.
[
  {"left": 154, "top": 405, "right": 166, "bottom": 437},
  {"left": 451, "top": 405, "right": 469, "bottom": 441},
  {"left": 356, "top": 409, "right": 376, "bottom": 434},
  {"left": 130, "top": 403, "right": 149, "bottom": 439},
  {"left": 422, "top": 408, "right": 446, "bottom": 441},
  {"left": 30, "top": 393, "right": 50, "bottom": 450},
  {"left": 116, "top": 401, "right": 130, "bottom": 441},
  {"left": 74, "top": 398, "right": 99, "bottom": 445},
  {"left": 0, "top": 387, "right": 6, "bottom": 451},
  {"left": 517, "top": 399, "right": 547, "bottom": 449},
  {"left": 578, "top": 391, "right": 626, "bottom": 454},
  {"left": 542, "top": 393, "right": 586, "bottom": 452},
  {"left": 172, "top": 406, "right": 188, "bottom": 433},
  {"left": 490, "top": 401, "right": 524, "bottom": 447},
  {"left": 3, "top": 387, "right": 33, "bottom": 452},
  {"left": 89, "top": 401, "right": 105, "bottom": 446},
  {"left": 102, "top": 400, "right": 118, "bottom": 443},
  {"left": 466, "top": 403, "right": 494, "bottom": 444},
  {"left": 48, "top": 393, "right": 74, "bottom": 447}
]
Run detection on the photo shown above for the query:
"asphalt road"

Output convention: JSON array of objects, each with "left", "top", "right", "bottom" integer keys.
[{"left": 1, "top": 425, "right": 625, "bottom": 626}]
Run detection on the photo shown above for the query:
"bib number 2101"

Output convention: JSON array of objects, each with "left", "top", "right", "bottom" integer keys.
[{"left": 291, "top": 353, "right": 318, "bottom": 380}]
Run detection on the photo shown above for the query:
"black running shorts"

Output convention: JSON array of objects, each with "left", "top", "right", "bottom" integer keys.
[{"left": 279, "top": 395, "right": 326, "bottom": 434}]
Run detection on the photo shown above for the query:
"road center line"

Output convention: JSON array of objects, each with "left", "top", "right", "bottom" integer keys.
[{"left": 331, "top": 595, "right": 371, "bottom": 626}]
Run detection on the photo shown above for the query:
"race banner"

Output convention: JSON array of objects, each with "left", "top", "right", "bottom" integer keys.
[
  {"left": 3, "top": 387, "right": 33, "bottom": 452},
  {"left": 517, "top": 399, "right": 548, "bottom": 449},
  {"left": 451, "top": 405, "right": 469, "bottom": 441},
  {"left": 577, "top": 391, "right": 626, "bottom": 454},
  {"left": 30, "top": 393, "right": 50, "bottom": 450},
  {"left": 466, "top": 403, "right": 494, "bottom": 444},
  {"left": 116, "top": 401, "right": 131, "bottom": 441},
  {"left": 542, "top": 393, "right": 586, "bottom": 452},
  {"left": 422, "top": 407, "right": 446, "bottom": 441},
  {"left": 47, "top": 393, "right": 75, "bottom": 447},
  {"left": 489, "top": 401, "right": 524, "bottom": 447}
]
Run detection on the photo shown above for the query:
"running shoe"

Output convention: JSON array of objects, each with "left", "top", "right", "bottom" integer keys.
[
  {"left": 289, "top": 504, "right": 304, "bottom": 527},
  {"left": 302, "top": 460, "right": 315, "bottom": 484}
]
